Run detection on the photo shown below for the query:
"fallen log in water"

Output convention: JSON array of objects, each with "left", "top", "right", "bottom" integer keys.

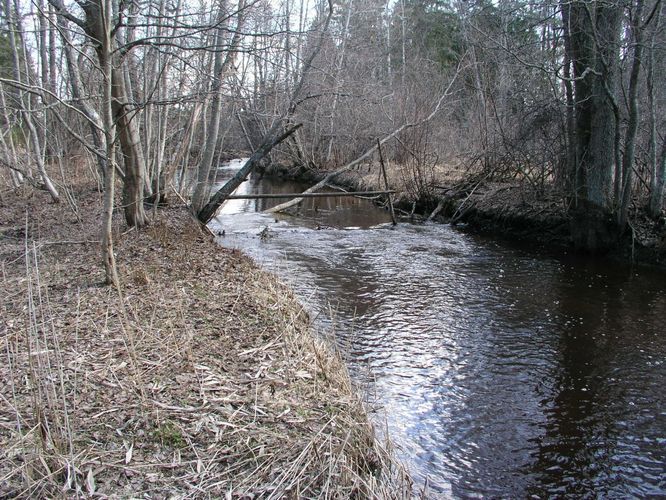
[
  {"left": 197, "top": 123, "right": 302, "bottom": 224},
  {"left": 265, "top": 66, "right": 462, "bottom": 215},
  {"left": 224, "top": 190, "right": 395, "bottom": 200}
]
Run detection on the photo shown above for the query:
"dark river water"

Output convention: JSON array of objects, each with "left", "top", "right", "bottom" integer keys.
[{"left": 209, "top": 160, "right": 666, "bottom": 498}]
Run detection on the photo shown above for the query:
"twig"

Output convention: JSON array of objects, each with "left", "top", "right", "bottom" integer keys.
[{"left": 38, "top": 240, "right": 100, "bottom": 246}]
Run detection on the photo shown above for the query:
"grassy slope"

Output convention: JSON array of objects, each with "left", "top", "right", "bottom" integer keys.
[{"left": 0, "top": 176, "right": 410, "bottom": 498}]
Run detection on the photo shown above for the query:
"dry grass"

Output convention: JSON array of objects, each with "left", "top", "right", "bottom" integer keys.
[
  {"left": 0, "top": 178, "right": 412, "bottom": 498},
  {"left": 304, "top": 159, "right": 469, "bottom": 212}
]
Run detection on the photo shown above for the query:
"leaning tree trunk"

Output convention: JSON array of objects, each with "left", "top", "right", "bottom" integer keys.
[
  {"left": 197, "top": 123, "right": 302, "bottom": 224},
  {"left": 197, "top": 0, "right": 334, "bottom": 224}
]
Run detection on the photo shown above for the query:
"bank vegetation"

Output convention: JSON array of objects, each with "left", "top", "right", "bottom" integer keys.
[
  {"left": 2, "top": 0, "right": 665, "bottom": 275},
  {"left": 0, "top": 170, "right": 411, "bottom": 497}
]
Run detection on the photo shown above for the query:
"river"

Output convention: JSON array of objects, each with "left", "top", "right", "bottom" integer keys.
[{"left": 209, "top": 159, "right": 666, "bottom": 497}]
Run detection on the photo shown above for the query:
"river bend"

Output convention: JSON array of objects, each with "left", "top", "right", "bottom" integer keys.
[{"left": 209, "top": 160, "right": 666, "bottom": 497}]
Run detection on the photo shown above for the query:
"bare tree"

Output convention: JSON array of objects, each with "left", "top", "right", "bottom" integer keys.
[
  {"left": 192, "top": 0, "right": 246, "bottom": 212},
  {"left": 3, "top": 0, "right": 60, "bottom": 201}
]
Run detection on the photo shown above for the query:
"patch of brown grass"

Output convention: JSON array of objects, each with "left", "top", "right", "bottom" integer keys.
[{"left": 0, "top": 178, "right": 411, "bottom": 497}]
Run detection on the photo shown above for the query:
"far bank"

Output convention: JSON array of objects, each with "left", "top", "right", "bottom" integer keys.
[{"left": 260, "top": 160, "right": 666, "bottom": 270}]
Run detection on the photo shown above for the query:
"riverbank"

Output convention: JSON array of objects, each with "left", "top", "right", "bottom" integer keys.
[
  {"left": 0, "top": 178, "right": 410, "bottom": 497},
  {"left": 264, "top": 161, "right": 666, "bottom": 269}
]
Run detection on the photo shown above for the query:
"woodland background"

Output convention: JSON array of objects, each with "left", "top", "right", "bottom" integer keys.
[{"left": 1, "top": 0, "right": 665, "bottom": 276}]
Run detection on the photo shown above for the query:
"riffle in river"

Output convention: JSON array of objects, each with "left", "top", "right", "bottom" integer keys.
[{"left": 210, "top": 159, "right": 666, "bottom": 497}]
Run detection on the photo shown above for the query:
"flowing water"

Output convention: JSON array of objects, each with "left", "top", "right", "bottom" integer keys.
[{"left": 210, "top": 160, "right": 666, "bottom": 497}]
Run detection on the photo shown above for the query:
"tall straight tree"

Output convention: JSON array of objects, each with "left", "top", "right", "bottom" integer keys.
[
  {"left": 50, "top": 0, "right": 120, "bottom": 284},
  {"left": 562, "top": 0, "right": 622, "bottom": 246},
  {"left": 646, "top": 1, "right": 665, "bottom": 218}
]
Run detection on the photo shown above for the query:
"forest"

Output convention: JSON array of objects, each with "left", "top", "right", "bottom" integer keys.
[
  {"left": 2, "top": 0, "right": 666, "bottom": 496},
  {"left": 1, "top": 0, "right": 665, "bottom": 275}
]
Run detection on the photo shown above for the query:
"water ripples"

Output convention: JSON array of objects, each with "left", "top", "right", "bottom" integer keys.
[{"left": 210, "top": 171, "right": 666, "bottom": 497}]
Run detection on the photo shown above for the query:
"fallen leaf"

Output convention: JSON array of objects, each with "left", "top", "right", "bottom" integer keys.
[{"left": 125, "top": 442, "right": 134, "bottom": 464}]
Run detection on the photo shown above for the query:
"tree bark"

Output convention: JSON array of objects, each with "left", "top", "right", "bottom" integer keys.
[
  {"left": 111, "top": 65, "right": 148, "bottom": 227},
  {"left": 576, "top": 1, "right": 621, "bottom": 211},
  {"left": 98, "top": 0, "right": 120, "bottom": 287},
  {"left": 564, "top": 0, "right": 622, "bottom": 250},
  {"left": 649, "top": 137, "right": 666, "bottom": 218}
]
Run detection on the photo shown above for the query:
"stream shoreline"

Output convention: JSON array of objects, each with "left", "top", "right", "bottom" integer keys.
[
  {"left": 263, "top": 162, "right": 666, "bottom": 270},
  {"left": 216, "top": 158, "right": 666, "bottom": 496},
  {"left": 0, "top": 176, "right": 410, "bottom": 497}
]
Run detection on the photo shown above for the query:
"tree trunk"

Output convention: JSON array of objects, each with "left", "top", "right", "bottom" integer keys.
[
  {"left": 647, "top": 2, "right": 664, "bottom": 218},
  {"left": 618, "top": 0, "right": 646, "bottom": 228},
  {"left": 191, "top": 0, "right": 245, "bottom": 212},
  {"left": 111, "top": 65, "right": 148, "bottom": 227},
  {"left": 98, "top": 0, "right": 120, "bottom": 287},
  {"left": 197, "top": 123, "right": 302, "bottom": 224},
  {"left": 325, "top": 0, "right": 353, "bottom": 163},
  {"left": 0, "top": 86, "right": 25, "bottom": 188},
  {"left": 74, "top": 0, "right": 148, "bottom": 227},
  {"left": 560, "top": 0, "right": 579, "bottom": 201},
  {"left": 649, "top": 138, "right": 666, "bottom": 218},
  {"left": 565, "top": 0, "right": 622, "bottom": 250}
]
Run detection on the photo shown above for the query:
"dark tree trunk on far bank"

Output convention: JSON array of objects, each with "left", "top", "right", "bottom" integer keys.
[{"left": 564, "top": 0, "right": 622, "bottom": 251}]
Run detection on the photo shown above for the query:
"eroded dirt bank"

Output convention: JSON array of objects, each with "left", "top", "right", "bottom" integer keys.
[
  {"left": 263, "top": 162, "right": 666, "bottom": 269},
  {"left": 0, "top": 178, "right": 409, "bottom": 498}
]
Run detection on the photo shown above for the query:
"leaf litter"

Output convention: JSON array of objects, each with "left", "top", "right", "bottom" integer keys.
[{"left": 0, "top": 176, "right": 412, "bottom": 498}]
